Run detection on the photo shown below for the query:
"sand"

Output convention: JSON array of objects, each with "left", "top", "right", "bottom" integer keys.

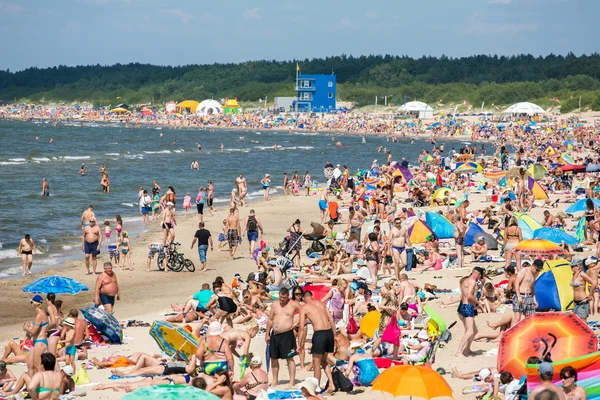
[{"left": 1, "top": 189, "right": 598, "bottom": 400}]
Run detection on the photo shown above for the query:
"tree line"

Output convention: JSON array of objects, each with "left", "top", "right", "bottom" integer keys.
[{"left": 1, "top": 53, "right": 600, "bottom": 110}]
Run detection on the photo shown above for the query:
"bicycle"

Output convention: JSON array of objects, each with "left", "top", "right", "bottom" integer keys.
[{"left": 157, "top": 242, "right": 196, "bottom": 272}]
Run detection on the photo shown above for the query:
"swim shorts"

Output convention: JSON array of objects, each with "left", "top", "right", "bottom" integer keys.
[
  {"left": 311, "top": 329, "right": 335, "bottom": 355},
  {"left": 318, "top": 200, "right": 328, "bottom": 211},
  {"left": 99, "top": 293, "right": 115, "bottom": 306},
  {"left": 269, "top": 330, "right": 297, "bottom": 359},
  {"left": 147, "top": 244, "right": 163, "bottom": 259},
  {"left": 457, "top": 303, "right": 477, "bottom": 318},
  {"left": 84, "top": 241, "right": 100, "bottom": 256},
  {"left": 227, "top": 229, "right": 239, "bottom": 247},
  {"left": 573, "top": 300, "right": 590, "bottom": 320},
  {"left": 512, "top": 293, "right": 536, "bottom": 316},
  {"left": 217, "top": 296, "right": 237, "bottom": 314},
  {"left": 247, "top": 230, "right": 259, "bottom": 242}
]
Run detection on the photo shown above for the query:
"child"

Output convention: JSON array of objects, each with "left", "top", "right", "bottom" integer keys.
[
  {"left": 120, "top": 232, "right": 132, "bottom": 270},
  {"left": 103, "top": 220, "right": 111, "bottom": 247},
  {"left": 218, "top": 219, "right": 228, "bottom": 251},
  {"left": 61, "top": 318, "right": 77, "bottom": 373},
  {"left": 183, "top": 192, "right": 192, "bottom": 215},
  {"left": 115, "top": 215, "right": 123, "bottom": 241},
  {"left": 292, "top": 180, "right": 300, "bottom": 196}
]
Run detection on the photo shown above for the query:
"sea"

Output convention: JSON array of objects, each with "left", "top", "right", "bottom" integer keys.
[{"left": 0, "top": 119, "right": 471, "bottom": 278}]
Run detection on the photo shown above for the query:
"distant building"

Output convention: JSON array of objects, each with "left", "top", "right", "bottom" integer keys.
[
  {"left": 296, "top": 74, "right": 336, "bottom": 112},
  {"left": 275, "top": 97, "right": 295, "bottom": 111}
]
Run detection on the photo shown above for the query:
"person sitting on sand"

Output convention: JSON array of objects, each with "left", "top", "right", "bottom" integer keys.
[
  {"left": 398, "top": 330, "right": 431, "bottom": 364},
  {"left": 471, "top": 236, "right": 489, "bottom": 262},
  {"left": 206, "top": 370, "right": 235, "bottom": 400},
  {"left": 0, "top": 361, "right": 16, "bottom": 393},
  {"left": 1, "top": 334, "right": 32, "bottom": 365},
  {"left": 233, "top": 356, "right": 268, "bottom": 400},
  {"left": 345, "top": 342, "right": 379, "bottom": 386}
]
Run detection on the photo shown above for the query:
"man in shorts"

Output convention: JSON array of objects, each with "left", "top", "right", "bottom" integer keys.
[
  {"left": 242, "top": 209, "right": 264, "bottom": 257},
  {"left": 146, "top": 242, "right": 164, "bottom": 272},
  {"left": 82, "top": 217, "right": 102, "bottom": 274},
  {"left": 513, "top": 259, "right": 542, "bottom": 326},
  {"left": 224, "top": 208, "right": 241, "bottom": 259}
]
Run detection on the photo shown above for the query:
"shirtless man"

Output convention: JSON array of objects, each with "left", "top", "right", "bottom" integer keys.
[
  {"left": 162, "top": 202, "right": 176, "bottom": 246},
  {"left": 388, "top": 217, "right": 410, "bottom": 279},
  {"left": 265, "top": 287, "right": 301, "bottom": 386},
  {"left": 529, "top": 363, "right": 567, "bottom": 400},
  {"left": 283, "top": 173, "right": 289, "bottom": 195},
  {"left": 41, "top": 178, "right": 49, "bottom": 196},
  {"left": 162, "top": 186, "right": 176, "bottom": 207},
  {"left": 456, "top": 267, "right": 484, "bottom": 358},
  {"left": 18, "top": 234, "right": 36, "bottom": 276},
  {"left": 220, "top": 324, "right": 259, "bottom": 359},
  {"left": 81, "top": 205, "right": 95, "bottom": 228},
  {"left": 542, "top": 210, "right": 556, "bottom": 227},
  {"left": 82, "top": 217, "right": 102, "bottom": 274},
  {"left": 207, "top": 181, "right": 215, "bottom": 216},
  {"left": 95, "top": 262, "right": 120, "bottom": 314},
  {"left": 454, "top": 207, "right": 468, "bottom": 269},
  {"left": 397, "top": 273, "right": 416, "bottom": 303},
  {"left": 236, "top": 174, "right": 248, "bottom": 207},
  {"left": 513, "top": 259, "right": 542, "bottom": 326},
  {"left": 299, "top": 290, "right": 336, "bottom": 393},
  {"left": 224, "top": 208, "right": 241, "bottom": 259}
]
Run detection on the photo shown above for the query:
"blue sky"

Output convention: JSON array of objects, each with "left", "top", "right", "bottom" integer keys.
[{"left": 0, "top": 0, "right": 597, "bottom": 71}]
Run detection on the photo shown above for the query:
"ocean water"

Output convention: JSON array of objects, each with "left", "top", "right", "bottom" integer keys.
[{"left": 0, "top": 119, "right": 469, "bottom": 278}]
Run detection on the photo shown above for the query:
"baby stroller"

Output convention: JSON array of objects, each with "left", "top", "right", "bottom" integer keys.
[{"left": 304, "top": 222, "right": 327, "bottom": 257}]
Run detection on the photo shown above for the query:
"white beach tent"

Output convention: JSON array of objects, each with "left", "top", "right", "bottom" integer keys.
[
  {"left": 502, "top": 102, "right": 545, "bottom": 115},
  {"left": 398, "top": 101, "right": 434, "bottom": 118},
  {"left": 196, "top": 99, "right": 222, "bottom": 116}
]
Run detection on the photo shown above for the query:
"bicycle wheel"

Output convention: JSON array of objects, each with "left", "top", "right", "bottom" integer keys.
[
  {"left": 157, "top": 254, "right": 165, "bottom": 271},
  {"left": 171, "top": 254, "right": 185, "bottom": 272},
  {"left": 184, "top": 259, "right": 196, "bottom": 272}
]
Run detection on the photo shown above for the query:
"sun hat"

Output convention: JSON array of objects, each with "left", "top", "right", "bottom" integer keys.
[
  {"left": 571, "top": 258, "right": 584, "bottom": 267},
  {"left": 298, "top": 377, "right": 320, "bottom": 396},
  {"left": 64, "top": 317, "right": 75, "bottom": 328},
  {"left": 207, "top": 321, "right": 224, "bottom": 336},
  {"left": 250, "top": 356, "right": 262, "bottom": 365},
  {"left": 585, "top": 256, "right": 598, "bottom": 266},
  {"left": 417, "top": 330, "right": 429, "bottom": 340},
  {"left": 62, "top": 365, "right": 74, "bottom": 376},
  {"left": 478, "top": 368, "right": 492, "bottom": 380}
]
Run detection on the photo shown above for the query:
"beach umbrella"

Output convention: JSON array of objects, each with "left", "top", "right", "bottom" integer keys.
[
  {"left": 80, "top": 306, "right": 123, "bottom": 344},
  {"left": 484, "top": 170, "right": 505, "bottom": 180},
  {"left": 422, "top": 155, "right": 433, "bottom": 163},
  {"left": 586, "top": 164, "right": 600, "bottom": 172},
  {"left": 454, "top": 162, "right": 482, "bottom": 174},
  {"left": 527, "top": 176, "right": 549, "bottom": 200},
  {"left": 566, "top": 198, "right": 600, "bottom": 214},
  {"left": 122, "top": 385, "right": 219, "bottom": 400},
  {"left": 456, "top": 154, "right": 471, "bottom": 162},
  {"left": 22, "top": 276, "right": 88, "bottom": 295},
  {"left": 149, "top": 321, "right": 199, "bottom": 362},
  {"left": 301, "top": 284, "right": 331, "bottom": 301},
  {"left": 560, "top": 164, "right": 586, "bottom": 173},
  {"left": 110, "top": 107, "right": 130, "bottom": 114},
  {"left": 535, "top": 259, "right": 574, "bottom": 311},
  {"left": 513, "top": 239, "right": 565, "bottom": 255},
  {"left": 392, "top": 166, "right": 413, "bottom": 183},
  {"left": 532, "top": 227, "right": 578, "bottom": 245},
  {"left": 559, "top": 153, "right": 575, "bottom": 165},
  {"left": 140, "top": 108, "right": 153, "bottom": 116},
  {"left": 527, "top": 164, "right": 547, "bottom": 180},
  {"left": 526, "top": 352, "right": 600, "bottom": 395},
  {"left": 505, "top": 167, "right": 531, "bottom": 180},
  {"left": 359, "top": 310, "right": 382, "bottom": 338},
  {"left": 498, "top": 312, "right": 597, "bottom": 378},
  {"left": 372, "top": 365, "right": 453, "bottom": 399}
]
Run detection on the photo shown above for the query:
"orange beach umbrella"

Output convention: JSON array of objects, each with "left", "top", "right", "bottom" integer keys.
[
  {"left": 372, "top": 364, "right": 453, "bottom": 399},
  {"left": 513, "top": 239, "right": 565, "bottom": 255}
]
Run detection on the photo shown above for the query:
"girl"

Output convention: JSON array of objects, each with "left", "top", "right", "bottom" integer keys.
[
  {"left": 60, "top": 318, "right": 77, "bottom": 373},
  {"left": 103, "top": 221, "right": 111, "bottom": 247},
  {"left": 207, "top": 370, "right": 235, "bottom": 400},
  {"left": 183, "top": 192, "right": 192, "bottom": 215},
  {"left": 218, "top": 219, "right": 228, "bottom": 251},
  {"left": 151, "top": 189, "right": 161, "bottom": 222},
  {"left": 115, "top": 215, "right": 123, "bottom": 241},
  {"left": 120, "top": 232, "right": 132, "bottom": 270}
]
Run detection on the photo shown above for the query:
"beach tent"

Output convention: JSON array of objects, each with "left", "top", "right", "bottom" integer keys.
[
  {"left": 503, "top": 102, "right": 545, "bottom": 115},
  {"left": 566, "top": 198, "right": 600, "bottom": 214},
  {"left": 527, "top": 164, "right": 547, "bottom": 180},
  {"left": 392, "top": 166, "right": 413, "bottom": 183},
  {"left": 408, "top": 219, "right": 434, "bottom": 244},
  {"left": 165, "top": 101, "right": 177, "bottom": 113},
  {"left": 535, "top": 259, "right": 573, "bottom": 311},
  {"left": 196, "top": 99, "right": 222, "bottom": 116},
  {"left": 526, "top": 352, "right": 600, "bottom": 398},
  {"left": 464, "top": 222, "right": 499, "bottom": 249},
  {"left": 533, "top": 227, "right": 578, "bottom": 245},
  {"left": 223, "top": 98, "right": 240, "bottom": 115},
  {"left": 175, "top": 100, "right": 200, "bottom": 114},
  {"left": 513, "top": 212, "right": 543, "bottom": 240},
  {"left": 430, "top": 188, "right": 454, "bottom": 206},
  {"left": 425, "top": 212, "right": 454, "bottom": 239},
  {"left": 527, "top": 176, "right": 549, "bottom": 200},
  {"left": 397, "top": 101, "right": 433, "bottom": 119}
]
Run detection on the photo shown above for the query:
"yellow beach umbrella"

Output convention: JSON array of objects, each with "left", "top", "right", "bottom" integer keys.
[
  {"left": 373, "top": 365, "right": 454, "bottom": 399},
  {"left": 110, "top": 107, "right": 130, "bottom": 114},
  {"left": 359, "top": 311, "right": 381, "bottom": 338}
]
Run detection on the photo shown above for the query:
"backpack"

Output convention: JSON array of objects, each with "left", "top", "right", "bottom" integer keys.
[
  {"left": 327, "top": 366, "right": 353, "bottom": 392},
  {"left": 247, "top": 216, "right": 258, "bottom": 231}
]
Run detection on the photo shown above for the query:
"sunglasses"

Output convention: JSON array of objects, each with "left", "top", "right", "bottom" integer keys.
[
  {"left": 561, "top": 375, "right": 574, "bottom": 379},
  {"left": 294, "top": 292, "right": 302, "bottom": 296}
]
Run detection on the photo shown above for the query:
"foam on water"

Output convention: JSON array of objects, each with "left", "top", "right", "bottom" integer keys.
[
  {"left": 61, "top": 245, "right": 73, "bottom": 250},
  {"left": 62, "top": 155, "right": 91, "bottom": 160},
  {"left": 9, "top": 158, "right": 26, "bottom": 162},
  {"left": 0, "top": 249, "right": 19, "bottom": 260},
  {"left": 105, "top": 153, "right": 120, "bottom": 156},
  {"left": 144, "top": 150, "right": 171, "bottom": 154},
  {"left": 32, "top": 157, "right": 51, "bottom": 162},
  {"left": 120, "top": 202, "right": 136, "bottom": 208}
]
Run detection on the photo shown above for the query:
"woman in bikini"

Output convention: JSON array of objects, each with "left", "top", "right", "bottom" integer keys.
[
  {"left": 45, "top": 294, "right": 62, "bottom": 358},
  {"left": 234, "top": 356, "right": 268, "bottom": 400},
  {"left": 196, "top": 322, "right": 234, "bottom": 377},
  {"left": 364, "top": 233, "right": 381, "bottom": 289},
  {"left": 207, "top": 370, "right": 235, "bottom": 400},
  {"left": 571, "top": 259, "right": 594, "bottom": 323},
  {"left": 120, "top": 232, "right": 132, "bottom": 270},
  {"left": 504, "top": 217, "right": 522, "bottom": 270},
  {"left": 25, "top": 295, "right": 49, "bottom": 375},
  {"left": 18, "top": 234, "right": 36, "bottom": 276}
]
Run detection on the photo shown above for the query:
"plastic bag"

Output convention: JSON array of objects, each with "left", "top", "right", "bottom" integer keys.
[{"left": 72, "top": 364, "right": 91, "bottom": 385}]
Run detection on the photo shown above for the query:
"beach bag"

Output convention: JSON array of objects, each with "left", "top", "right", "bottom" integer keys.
[
  {"left": 328, "top": 366, "right": 353, "bottom": 393},
  {"left": 346, "top": 306, "right": 359, "bottom": 334},
  {"left": 72, "top": 364, "right": 91, "bottom": 385},
  {"left": 381, "top": 313, "right": 401, "bottom": 346}
]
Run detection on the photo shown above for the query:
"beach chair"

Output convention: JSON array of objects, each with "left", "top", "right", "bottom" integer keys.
[{"left": 408, "top": 339, "right": 439, "bottom": 367}]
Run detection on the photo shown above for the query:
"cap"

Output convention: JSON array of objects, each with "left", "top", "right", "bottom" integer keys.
[
  {"left": 31, "top": 295, "right": 43, "bottom": 304},
  {"left": 586, "top": 256, "right": 598, "bottom": 266},
  {"left": 64, "top": 317, "right": 75, "bottom": 328},
  {"left": 298, "top": 377, "right": 320, "bottom": 396},
  {"left": 538, "top": 362, "right": 554, "bottom": 375},
  {"left": 477, "top": 236, "right": 485, "bottom": 242},
  {"left": 207, "top": 321, "right": 224, "bottom": 336},
  {"left": 571, "top": 258, "right": 584, "bottom": 267},
  {"left": 533, "top": 259, "right": 544, "bottom": 270},
  {"left": 62, "top": 365, "right": 74, "bottom": 376},
  {"left": 417, "top": 330, "right": 429, "bottom": 340},
  {"left": 250, "top": 356, "right": 262, "bottom": 365},
  {"left": 478, "top": 368, "right": 492, "bottom": 380},
  {"left": 265, "top": 173, "right": 270, "bottom": 177},
  {"left": 0, "top": 360, "right": 6, "bottom": 371}
]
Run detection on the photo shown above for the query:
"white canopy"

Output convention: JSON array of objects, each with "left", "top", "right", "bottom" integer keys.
[
  {"left": 398, "top": 101, "right": 433, "bottom": 118},
  {"left": 503, "top": 102, "right": 545, "bottom": 115},
  {"left": 196, "top": 99, "right": 222, "bottom": 116}
]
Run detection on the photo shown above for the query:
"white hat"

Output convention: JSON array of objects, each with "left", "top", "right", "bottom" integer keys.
[
  {"left": 349, "top": 341, "right": 362, "bottom": 350},
  {"left": 298, "top": 377, "right": 320, "bottom": 396},
  {"left": 207, "top": 321, "right": 224, "bottom": 336},
  {"left": 417, "top": 330, "right": 429, "bottom": 340},
  {"left": 250, "top": 356, "right": 262, "bottom": 365},
  {"left": 477, "top": 236, "right": 485, "bottom": 242},
  {"left": 478, "top": 368, "right": 492, "bottom": 380},
  {"left": 265, "top": 173, "right": 270, "bottom": 177},
  {"left": 62, "top": 365, "right": 74, "bottom": 376},
  {"left": 585, "top": 256, "right": 598, "bottom": 266},
  {"left": 166, "top": 202, "right": 174, "bottom": 206}
]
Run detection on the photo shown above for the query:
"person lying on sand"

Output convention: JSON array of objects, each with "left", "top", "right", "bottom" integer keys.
[{"left": 94, "top": 375, "right": 209, "bottom": 392}]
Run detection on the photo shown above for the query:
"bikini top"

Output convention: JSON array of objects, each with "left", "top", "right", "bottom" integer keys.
[{"left": 205, "top": 337, "right": 226, "bottom": 355}]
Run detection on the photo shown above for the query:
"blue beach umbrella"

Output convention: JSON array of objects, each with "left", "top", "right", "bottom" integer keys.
[
  {"left": 22, "top": 276, "right": 89, "bottom": 295},
  {"left": 80, "top": 306, "right": 123, "bottom": 344},
  {"left": 532, "top": 227, "right": 578, "bottom": 245},
  {"left": 566, "top": 198, "right": 600, "bottom": 214}
]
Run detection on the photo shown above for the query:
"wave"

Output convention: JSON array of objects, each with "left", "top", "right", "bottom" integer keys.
[
  {"left": 0, "top": 249, "right": 19, "bottom": 260},
  {"left": 120, "top": 202, "right": 136, "bottom": 208},
  {"left": 224, "top": 148, "right": 250, "bottom": 153},
  {"left": 9, "top": 158, "right": 26, "bottom": 162},
  {"left": 297, "top": 146, "right": 315, "bottom": 150},
  {"left": 0, "top": 267, "right": 21, "bottom": 278},
  {"left": 61, "top": 245, "right": 73, "bottom": 250},
  {"left": 62, "top": 156, "right": 91, "bottom": 160},
  {"left": 143, "top": 150, "right": 171, "bottom": 154},
  {"left": 32, "top": 157, "right": 51, "bottom": 162},
  {"left": 0, "top": 161, "right": 27, "bottom": 165},
  {"left": 105, "top": 153, "right": 120, "bottom": 156}
]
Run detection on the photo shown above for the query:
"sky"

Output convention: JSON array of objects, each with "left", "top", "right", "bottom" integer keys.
[{"left": 0, "top": 0, "right": 598, "bottom": 71}]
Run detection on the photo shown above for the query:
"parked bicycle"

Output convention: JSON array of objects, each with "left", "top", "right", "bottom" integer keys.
[{"left": 157, "top": 242, "right": 195, "bottom": 272}]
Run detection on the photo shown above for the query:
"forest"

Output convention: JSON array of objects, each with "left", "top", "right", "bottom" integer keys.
[{"left": 1, "top": 53, "right": 600, "bottom": 112}]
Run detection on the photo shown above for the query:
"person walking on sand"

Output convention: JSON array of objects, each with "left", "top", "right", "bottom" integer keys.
[
  {"left": 139, "top": 190, "right": 152, "bottom": 224},
  {"left": 266, "top": 287, "right": 301, "bottom": 387},
  {"left": 236, "top": 174, "right": 248, "bottom": 207},
  {"left": 456, "top": 267, "right": 484, "bottom": 358},
  {"left": 191, "top": 222, "right": 213, "bottom": 272},
  {"left": 207, "top": 180, "right": 215, "bottom": 216},
  {"left": 261, "top": 174, "right": 271, "bottom": 201},
  {"left": 94, "top": 262, "right": 120, "bottom": 314},
  {"left": 41, "top": 178, "right": 49, "bottom": 197},
  {"left": 388, "top": 217, "right": 410, "bottom": 279},
  {"left": 512, "top": 259, "right": 542, "bottom": 326},
  {"left": 299, "top": 290, "right": 336, "bottom": 393},
  {"left": 242, "top": 209, "right": 263, "bottom": 257},
  {"left": 18, "top": 234, "right": 36, "bottom": 276},
  {"left": 225, "top": 208, "right": 241, "bottom": 259},
  {"left": 82, "top": 217, "right": 102, "bottom": 274}
]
